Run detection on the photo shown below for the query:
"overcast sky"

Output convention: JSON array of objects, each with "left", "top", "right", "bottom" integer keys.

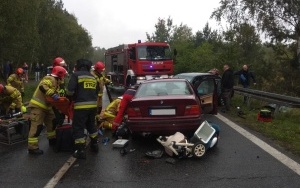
[{"left": 62, "top": 0, "right": 221, "bottom": 49}]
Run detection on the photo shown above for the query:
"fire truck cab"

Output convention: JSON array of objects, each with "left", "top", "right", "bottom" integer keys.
[{"left": 104, "top": 40, "right": 174, "bottom": 92}]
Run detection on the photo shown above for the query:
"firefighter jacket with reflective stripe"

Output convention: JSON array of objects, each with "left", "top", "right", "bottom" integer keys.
[
  {"left": 67, "top": 70, "right": 99, "bottom": 110},
  {"left": 7, "top": 73, "right": 24, "bottom": 92},
  {"left": 100, "top": 98, "right": 121, "bottom": 119},
  {"left": 0, "top": 85, "right": 22, "bottom": 109},
  {"left": 28, "top": 75, "right": 60, "bottom": 110},
  {"left": 90, "top": 70, "right": 111, "bottom": 97}
]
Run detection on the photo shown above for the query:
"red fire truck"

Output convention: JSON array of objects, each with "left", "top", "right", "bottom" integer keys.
[{"left": 104, "top": 40, "right": 175, "bottom": 92}]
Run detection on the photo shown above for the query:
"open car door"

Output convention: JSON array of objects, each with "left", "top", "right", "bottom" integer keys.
[{"left": 193, "top": 77, "right": 218, "bottom": 114}]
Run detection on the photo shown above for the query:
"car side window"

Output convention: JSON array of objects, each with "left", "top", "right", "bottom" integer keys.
[{"left": 196, "top": 80, "right": 215, "bottom": 95}]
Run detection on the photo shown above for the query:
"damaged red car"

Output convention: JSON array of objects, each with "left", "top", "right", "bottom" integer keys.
[{"left": 125, "top": 78, "right": 217, "bottom": 135}]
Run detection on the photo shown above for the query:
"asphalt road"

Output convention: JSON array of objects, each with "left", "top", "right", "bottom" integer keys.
[
  {"left": 1, "top": 114, "right": 299, "bottom": 188},
  {"left": 0, "top": 89, "right": 299, "bottom": 188}
]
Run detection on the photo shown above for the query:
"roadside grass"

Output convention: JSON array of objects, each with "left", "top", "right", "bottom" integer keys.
[
  {"left": 226, "top": 95, "right": 300, "bottom": 157},
  {"left": 23, "top": 80, "right": 39, "bottom": 103}
]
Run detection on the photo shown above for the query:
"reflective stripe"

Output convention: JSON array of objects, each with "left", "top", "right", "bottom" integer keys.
[
  {"left": 89, "top": 132, "right": 98, "bottom": 138},
  {"left": 75, "top": 137, "right": 86, "bottom": 144},
  {"left": 78, "top": 77, "right": 96, "bottom": 83},
  {"left": 42, "top": 79, "right": 52, "bottom": 86},
  {"left": 10, "top": 90, "right": 20, "bottom": 98},
  {"left": 104, "top": 111, "right": 116, "bottom": 118},
  {"left": 28, "top": 137, "right": 38, "bottom": 144},
  {"left": 74, "top": 101, "right": 97, "bottom": 106},
  {"left": 47, "top": 131, "right": 56, "bottom": 137},
  {"left": 98, "top": 93, "right": 103, "bottom": 97},
  {"left": 30, "top": 99, "right": 51, "bottom": 110},
  {"left": 46, "top": 89, "right": 55, "bottom": 96},
  {"left": 78, "top": 75, "right": 95, "bottom": 79},
  {"left": 74, "top": 104, "right": 97, "bottom": 109}
]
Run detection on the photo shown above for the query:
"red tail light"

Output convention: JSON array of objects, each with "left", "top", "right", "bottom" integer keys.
[
  {"left": 127, "top": 107, "right": 142, "bottom": 117},
  {"left": 184, "top": 105, "right": 200, "bottom": 115}
]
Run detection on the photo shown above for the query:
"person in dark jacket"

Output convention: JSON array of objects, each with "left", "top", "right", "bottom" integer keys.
[
  {"left": 221, "top": 64, "right": 234, "bottom": 112},
  {"left": 234, "top": 64, "right": 257, "bottom": 103},
  {"left": 66, "top": 59, "right": 99, "bottom": 159}
]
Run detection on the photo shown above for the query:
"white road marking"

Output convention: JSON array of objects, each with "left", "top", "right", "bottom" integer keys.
[
  {"left": 44, "top": 156, "right": 77, "bottom": 188},
  {"left": 44, "top": 139, "right": 91, "bottom": 188},
  {"left": 216, "top": 113, "right": 300, "bottom": 176}
]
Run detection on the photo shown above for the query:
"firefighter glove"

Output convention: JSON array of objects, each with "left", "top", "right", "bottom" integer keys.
[{"left": 52, "top": 94, "right": 59, "bottom": 101}]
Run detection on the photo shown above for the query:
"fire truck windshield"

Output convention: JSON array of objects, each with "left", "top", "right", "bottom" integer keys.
[{"left": 137, "top": 46, "right": 172, "bottom": 61}]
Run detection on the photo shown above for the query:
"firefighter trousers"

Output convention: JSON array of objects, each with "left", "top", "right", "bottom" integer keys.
[
  {"left": 28, "top": 107, "right": 56, "bottom": 150},
  {"left": 73, "top": 108, "right": 98, "bottom": 145}
]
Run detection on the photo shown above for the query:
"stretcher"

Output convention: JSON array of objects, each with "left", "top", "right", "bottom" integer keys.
[{"left": 46, "top": 97, "right": 73, "bottom": 119}]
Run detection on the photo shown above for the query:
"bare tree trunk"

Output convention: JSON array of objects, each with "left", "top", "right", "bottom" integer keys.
[{"left": 298, "top": 36, "right": 300, "bottom": 67}]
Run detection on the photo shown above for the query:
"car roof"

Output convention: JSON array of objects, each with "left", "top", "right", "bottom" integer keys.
[
  {"left": 173, "top": 72, "right": 220, "bottom": 82},
  {"left": 142, "top": 78, "right": 188, "bottom": 83},
  {"left": 174, "top": 72, "right": 216, "bottom": 77}
]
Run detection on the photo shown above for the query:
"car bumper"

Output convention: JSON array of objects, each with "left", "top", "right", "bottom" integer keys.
[{"left": 126, "top": 117, "right": 202, "bottom": 135}]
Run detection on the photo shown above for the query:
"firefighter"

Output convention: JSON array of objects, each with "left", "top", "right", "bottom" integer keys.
[
  {"left": 66, "top": 59, "right": 99, "bottom": 159},
  {"left": 27, "top": 66, "right": 67, "bottom": 155},
  {"left": 0, "top": 84, "right": 22, "bottom": 115},
  {"left": 112, "top": 86, "right": 138, "bottom": 131},
  {"left": 7, "top": 68, "right": 25, "bottom": 97},
  {"left": 53, "top": 57, "right": 67, "bottom": 68},
  {"left": 97, "top": 97, "right": 121, "bottom": 130},
  {"left": 52, "top": 57, "right": 68, "bottom": 123},
  {"left": 90, "top": 61, "right": 111, "bottom": 114},
  {"left": 52, "top": 57, "right": 68, "bottom": 96}
]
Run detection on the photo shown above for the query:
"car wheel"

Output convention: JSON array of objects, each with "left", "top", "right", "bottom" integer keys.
[{"left": 192, "top": 142, "right": 206, "bottom": 158}]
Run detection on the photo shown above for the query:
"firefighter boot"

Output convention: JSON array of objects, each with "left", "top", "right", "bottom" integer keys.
[
  {"left": 28, "top": 148, "right": 44, "bottom": 155},
  {"left": 48, "top": 138, "right": 57, "bottom": 146},
  {"left": 90, "top": 137, "right": 99, "bottom": 153},
  {"left": 73, "top": 144, "right": 86, "bottom": 159}
]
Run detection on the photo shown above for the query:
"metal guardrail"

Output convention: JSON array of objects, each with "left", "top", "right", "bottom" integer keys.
[{"left": 233, "top": 86, "right": 300, "bottom": 111}]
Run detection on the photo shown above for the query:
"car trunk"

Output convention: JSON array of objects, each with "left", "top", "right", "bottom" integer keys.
[{"left": 128, "top": 95, "right": 201, "bottom": 118}]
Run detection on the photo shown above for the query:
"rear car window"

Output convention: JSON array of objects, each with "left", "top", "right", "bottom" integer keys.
[{"left": 136, "top": 81, "right": 192, "bottom": 97}]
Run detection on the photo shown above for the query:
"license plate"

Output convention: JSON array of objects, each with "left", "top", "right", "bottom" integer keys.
[{"left": 149, "top": 109, "right": 176, "bottom": 115}]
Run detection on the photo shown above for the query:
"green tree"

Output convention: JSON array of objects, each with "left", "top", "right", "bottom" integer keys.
[
  {"left": 0, "top": 0, "right": 41, "bottom": 65},
  {"left": 90, "top": 47, "right": 106, "bottom": 64},
  {"left": 146, "top": 17, "right": 173, "bottom": 43},
  {"left": 211, "top": 0, "right": 300, "bottom": 67}
]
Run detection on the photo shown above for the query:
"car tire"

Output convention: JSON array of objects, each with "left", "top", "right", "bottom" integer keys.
[{"left": 192, "top": 142, "right": 206, "bottom": 158}]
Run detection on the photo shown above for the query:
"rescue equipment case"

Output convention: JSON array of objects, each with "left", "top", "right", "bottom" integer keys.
[
  {"left": 0, "top": 119, "right": 29, "bottom": 145},
  {"left": 55, "top": 122, "right": 74, "bottom": 152}
]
